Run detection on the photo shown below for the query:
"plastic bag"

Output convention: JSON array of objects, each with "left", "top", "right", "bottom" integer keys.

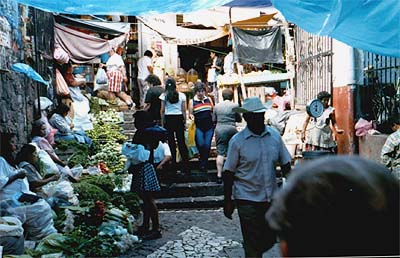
[
  {"left": 42, "top": 179, "right": 79, "bottom": 206},
  {"left": 187, "top": 121, "right": 196, "bottom": 147},
  {"left": 8, "top": 199, "right": 57, "bottom": 241},
  {"left": 38, "top": 150, "right": 59, "bottom": 176},
  {"left": 0, "top": 216, "right": 24, "bottom": 237},
  {"left": 94, "top": 68, "right": 109, "bottom": 92}
]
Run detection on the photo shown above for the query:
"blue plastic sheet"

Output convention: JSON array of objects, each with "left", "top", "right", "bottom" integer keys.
[
  {"left": 272, "top": 0, "right": 400, "bottom": 57},
  {"left": 16, "top": 0, "right": 232, "bottom": 15},
  {"left": 11, "top": 63, "right": 49, "bottom": 86}
]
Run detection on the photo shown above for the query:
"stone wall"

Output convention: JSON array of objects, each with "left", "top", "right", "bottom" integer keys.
[
  {"left": 0, "top": 4, "right": 54, "bottom": 150},
  {"left": 0, "top": 1, "right": 35, "bottom": 146}
]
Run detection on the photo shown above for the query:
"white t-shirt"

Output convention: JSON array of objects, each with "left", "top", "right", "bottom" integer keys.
[
  {"left": 106, "top": 53, "right": 124, "bottom": 72},
  {"left": 138, "top": 56, "right": 153, "bottom": 80},
  {"left": 224, "top": 52, "right": 234, "bottom": 76},
  {"left": 154, "top": 142, "right": 171, "bottom": 164},
  {"left": 159, "top": 92, "right": 186, "bottom": 115}
]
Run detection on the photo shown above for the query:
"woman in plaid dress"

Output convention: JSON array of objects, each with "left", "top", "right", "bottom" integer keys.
[{"left": 129, "top": 111, "right": 163, "bottom": 240}]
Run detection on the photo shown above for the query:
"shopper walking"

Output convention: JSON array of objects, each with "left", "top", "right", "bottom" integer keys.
[
  {"left": 159, "top": 78, "right": 190, "bottom": 174},
  {"left": 189, "top": 82, "right": 214, "bottom": 172},
  {"left": 138, "top": 50, "right": 154, "bottom": 108},
  {"left": 223, "top": 97, "right": 292, "bottom": 258},
  {"left": 213, "top": 89, "right": 241, "bottom": 183}
]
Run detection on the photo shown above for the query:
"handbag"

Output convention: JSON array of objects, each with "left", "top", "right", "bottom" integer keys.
[{"left": 55, "top": 68, "right": 70, "bottom": 96}]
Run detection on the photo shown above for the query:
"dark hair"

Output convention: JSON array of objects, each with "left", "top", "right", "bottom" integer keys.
[
  {"left": 54, "top": 102, "right": 70, "bottom": 116},
  {"left": 165, "top": 78, "right": 179, "bottom": 104},
  {"left": 144, "top": 50, "right": 153, "bottom": 58},
  {"left": 193, "top": 81, "right": 206, "bottom": 94},
  {"left": 0, "top": 132, "right": 17, "bottom": 165},
  {"left": 133, "top": 111, "right": 166, "bottom": 149},
  {"left": 266, "top": 155, "right": 400, "bottom": 257},
  {"left": 145, "top": 74, "right": 161, "bottom": 86},
  {"left": 317, "top": 91, "right": 331, "bottom": 100},
  {"left": 389, "top": 113, "right": 400, "bottom": 125},
  {"left": 31, "top": 119, "right": 45, "bottom": 138},
  {"left": 222, "top": 89, "right": 234, "bottom": 101},
  {"left": 133, "top": 110, "right": 154, "bottom": 130},
  {"left": 16, "top": 144, "right": 36, "bottom": 165}
]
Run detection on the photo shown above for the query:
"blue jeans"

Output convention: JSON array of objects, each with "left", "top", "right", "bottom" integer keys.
[{"left": 195, "top": 127, "right": 214, "bottom": 169}]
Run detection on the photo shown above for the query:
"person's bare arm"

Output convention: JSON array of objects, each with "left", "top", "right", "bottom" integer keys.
[
  {"left": 160, "top": 101, "right": 165, "bottom": 126},
  {"left": 156, "top": 155, "right": 172, "bottom": 170},
  {"left": 47, "top": 151, "right": 66, "bottom": 167},
  {"left": 223, "top": 170, "right": 235, "bottom": 219},
  {"left": 301, "top": 115, "right": 311, "bottom": 142},
  {"left": 147, "top": 65, "right": 154, "bottom": 74},
  {"left": 182, "top": 99, "right": 187, "bottom": 125},
  {"left": 143, "top": 103, "right": 151, "bottom": 111},
  {"left": 188, "top": 99, "right": 194, "bottom": 120},
  {"left": 329, "top": 110, "right": 344, "bottom": 140}
]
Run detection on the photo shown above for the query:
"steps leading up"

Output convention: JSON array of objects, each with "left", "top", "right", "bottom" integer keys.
[{"left": 120, "top": 109, "right": 224, "bottom": 209}]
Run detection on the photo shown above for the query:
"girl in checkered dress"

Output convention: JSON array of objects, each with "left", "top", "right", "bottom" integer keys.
[{"left": 128, "top": 111, "right": 163, "bottom": 240}]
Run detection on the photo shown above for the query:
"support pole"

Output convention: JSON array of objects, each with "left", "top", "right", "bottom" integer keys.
[{"left": 229, "top": 7, "right": 247, "bottom": 102}]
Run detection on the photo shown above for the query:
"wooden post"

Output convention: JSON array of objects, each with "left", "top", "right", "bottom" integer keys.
[{"left": 229, "top": 7, "right": 247, "bottom": 103}]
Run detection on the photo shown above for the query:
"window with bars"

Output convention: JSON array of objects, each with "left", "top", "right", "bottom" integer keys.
[
  {"left": 356, "top": 53, "right": 399, "bottom": 127},
  {"left": 295, "top": 28, "right": 333, "bottom": 106}
]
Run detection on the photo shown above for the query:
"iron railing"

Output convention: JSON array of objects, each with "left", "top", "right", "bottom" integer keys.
[{"left": 357, "top": 53, "right": 399, "bottom": 124}]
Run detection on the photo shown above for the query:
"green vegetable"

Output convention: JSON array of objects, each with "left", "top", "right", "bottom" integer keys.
[
  {"left": 73, "top": 182, "right": 110, "bottom": 204},
  {"left": 78, "top": 175, "right": 116, "bottom": 195}
]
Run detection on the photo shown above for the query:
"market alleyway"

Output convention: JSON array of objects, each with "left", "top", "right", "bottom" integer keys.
[
  {"left": 122, "top": 208, "right": 281, "bottom": 258},
  {"left": 120, "top": 109, "right": 281, "bottom": 258}
]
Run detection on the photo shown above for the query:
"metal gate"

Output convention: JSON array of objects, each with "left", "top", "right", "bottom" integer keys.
[
  {"left": 295, "top": 27, "right": 333, "bottom": 105},
  {"left": 356, "top": 52, "right": 399, "bottom": 125}
]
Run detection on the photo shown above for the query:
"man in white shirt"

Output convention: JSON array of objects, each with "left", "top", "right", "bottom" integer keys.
[
  {"left": 223, "top": 49, "right": 234, "bottom": 76},
  {"left": 137, "top": 50, "right": 154, "bottom": 108}
]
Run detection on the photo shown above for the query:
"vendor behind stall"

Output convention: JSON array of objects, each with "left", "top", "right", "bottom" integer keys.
[
  {"left": 58, "top": 62, "right": 93, "bottom": 131},
  {"left": 97, "top": 46, "right": 134, "bottom": 109}
]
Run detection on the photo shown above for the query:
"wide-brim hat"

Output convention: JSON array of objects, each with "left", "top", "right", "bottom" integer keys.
[{"left": 233, "top": 97, "right": 267, "bottom": 113}]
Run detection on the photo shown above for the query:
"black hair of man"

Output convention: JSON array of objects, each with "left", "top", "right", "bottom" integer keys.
[
  {"left": 266, "top": 155, "right": 400, "bottom": 257},
  {"left": 144, "top": 50, "right": 153, "bottom": 58},
  {"left": 222, "top": 89, "right": 234, "bottom": 101},
  {"left": 145, "top": 74, "right": 161, "bottom": 86}
]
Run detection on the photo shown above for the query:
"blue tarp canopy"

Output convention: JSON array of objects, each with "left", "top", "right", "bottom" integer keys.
[
  {"left": 15, "top": 0, "right": 272, "bottom": 15},
  {"left": 16, "top": 0, "right": 400, "bottom": 57},
  {"left": 16, "top": 0, "right": 234, "bottom": 15},
  {"left": 272, "top": 0, "right": 400, "bottom": 57}
]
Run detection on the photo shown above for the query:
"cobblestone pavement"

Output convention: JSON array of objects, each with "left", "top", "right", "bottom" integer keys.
[{"left": 122, "top": 208, "right": 281, "bottom": 258}]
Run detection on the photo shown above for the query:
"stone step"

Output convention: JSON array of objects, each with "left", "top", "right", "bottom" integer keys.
[
  {"left": 120, "top": 121, "right": 136, "bottom": 131},
  {"left": 123, "top": 110, "right": 136, "bottom": 122},
  {"left": 155, "top": 181, "right": 223, "bottom": 199},
  {"left": 155, "top": 195, "right": 224, "bottom": 209}
]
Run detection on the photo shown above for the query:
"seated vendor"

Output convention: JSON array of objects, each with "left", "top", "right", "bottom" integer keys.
[
  {"left": 35, "top": 97, "right": 57, "bottom": 145},
  {"left": 49, "top": 102, "right": 92, "bottom": 146},
  {"left": 32, "top": 119, "right": 68, "bottom": 168},
  {"left": 0, "top": 133, "right": 57, "bottom": 241},
  {"left": 96, "top": 46, "right": 134, "bottom": 109},
  {"left": 58, "top": 63, "right": 93, "bottom": 131},
  {"left": 16, "top": 144, "right": 60, "bottom": 195}
]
